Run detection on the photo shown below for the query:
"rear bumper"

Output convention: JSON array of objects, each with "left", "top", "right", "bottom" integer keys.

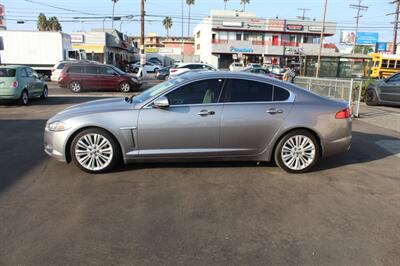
[{"left": 323, "top": 135, "right": 352, "bottom": 157}]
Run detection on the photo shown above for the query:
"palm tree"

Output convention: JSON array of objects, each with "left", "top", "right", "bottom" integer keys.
[
  {"left": 163, "top": 17, "right": 173, "bottom": 38},
  {"left": 223, "top": 0, "right": 229, "bottom": 10},
  {"left": 111, "top": 0, "right": 119, "bottom": 29},
  {"left": 240, "top": 0, "right": 250, "bottom": 11},
  {"left": 186, "top": 0, "right": 195, "bottom": 37},
  {"left": 48, "top": 16, "right": 62, "bottom": 31},
  {"left": 37, "top": 13, "right": 48, "bottom": 31}
]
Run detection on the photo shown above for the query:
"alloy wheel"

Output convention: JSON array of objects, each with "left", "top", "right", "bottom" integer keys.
[
  {"left": 120, "top": 82, "right": 131, "bottom": 92},
  {"left": 74, "top": 133, "right": 114, "bottom": 171},
  {"left": 70, "top": 82, "right": 81, "bottom": 93},
  {"left": 22, "top": 91, "right": 28, "bottom": 105},
  {"left": 281, "top": 135, "right": 316, "bottom": 171}
]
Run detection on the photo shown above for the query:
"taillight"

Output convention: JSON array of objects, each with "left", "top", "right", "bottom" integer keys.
[
  {"left": 335, "top": 107, "right": 351, "bottom": 119},
  {"left": 59, "top": 70, "right": 65, "bottom": 79},
  {"left": 12, "top": 80, "right": 18, "bottom": 89},
  {"left": 170, "top": 69, "right": 178, "bottom": 73}
]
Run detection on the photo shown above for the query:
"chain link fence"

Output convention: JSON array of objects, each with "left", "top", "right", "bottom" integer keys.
[{"left": 294, "top": 77, "right": 364, "bottom": 117}]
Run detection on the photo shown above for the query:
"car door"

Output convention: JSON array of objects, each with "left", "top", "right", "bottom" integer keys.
[
  {"left": 85, "top": 65, "right": 102, "bottom": 89},
  {"left": 137, "top": 78, "right": 225, "bottom": 158},
  {"left": 25, "top": 67, "right": 41, "bottom": 96},
  {"left": 219, "top": 78, "right": 294, "bottom": 156},
  {"left": 380, "top": 74, "right": 400, "bottom": 102},
  {"left": 100, "top": 66, "right": 119, "bottom": 89}
]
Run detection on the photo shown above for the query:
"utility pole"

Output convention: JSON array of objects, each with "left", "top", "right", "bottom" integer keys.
[
  {"left": 388, "top": 0, "right": 400, "bottom": 54},
  {"left": 297, "top": 8, "right": 311, "bottom": 20},
  {"left": 181, "top": 0, "right": 184, "bottom": 62},
  {"left": 316, "top": 0, "right": 328, "bottom": 78},
  {"left": 140, "top": 0, "right": 145, "bottom": 67},
  {"left": 350, "top": 0, "right": 368, "bottom": 54}
]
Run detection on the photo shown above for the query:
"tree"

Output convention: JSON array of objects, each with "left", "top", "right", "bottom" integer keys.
[
  {"left": 223, "top": 0, "right": 229, "bottom": 10},
  {"left": 163, "top": 17, "right": 173, "bottom": 37},
  {"left": 111, "top": 0, "right": 119, "bottom": 29},
  {"left": 240, "top": 0, "right": 250, "bottom": 11},
  {"left": 37, "top": 13, "right": 48, "bottom": 31},
  {"left": 186, "top": 0, "right": 195, "bottom": 37},
  {"left": 48, "top": 16, "right": 62, "bottom": 32}
]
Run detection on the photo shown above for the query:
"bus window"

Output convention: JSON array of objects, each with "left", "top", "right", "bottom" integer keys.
[
  {"left": 382, "top": 59, "right": 389, "bottom": 68},
  {"left": 389, "top": 60, "right": 396, "bottom": 69},
  {"left": 373, "top": 60, "right": 379, "bottom": 68}
]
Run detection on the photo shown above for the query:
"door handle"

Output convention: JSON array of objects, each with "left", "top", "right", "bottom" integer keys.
[
  {"left": 266, "top": 108, "right": 283, "bottom": 114},
  {"left": 198, "top": 110, "right": 215, "bottom": 116}
]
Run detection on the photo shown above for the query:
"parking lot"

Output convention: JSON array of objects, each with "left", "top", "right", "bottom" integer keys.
[{"left": 0, "top": 85, "right": 400, "bottom": 265}]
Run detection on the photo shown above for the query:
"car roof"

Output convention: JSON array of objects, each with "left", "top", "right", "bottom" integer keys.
[{"left": 177, "top": 62, "right": 211, "bottom": 67}]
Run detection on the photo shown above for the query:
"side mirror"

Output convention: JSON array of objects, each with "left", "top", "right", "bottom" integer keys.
[{"left": 153, "top": 96, "right": 169, "bottom": 108}]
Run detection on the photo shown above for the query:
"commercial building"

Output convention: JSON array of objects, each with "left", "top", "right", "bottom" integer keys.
[
  {"left": 193, "top": 10, "right": 337, "bottom": 69},
  {"left": 70, "top": 29, "right": 138, "bottom": 65}
]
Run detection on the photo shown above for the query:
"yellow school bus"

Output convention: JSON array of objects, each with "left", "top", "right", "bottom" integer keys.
[{"left": 369, "top": 53, "right": 400, "bottom": 78}]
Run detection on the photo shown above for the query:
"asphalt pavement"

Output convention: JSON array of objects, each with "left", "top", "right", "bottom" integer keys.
[{"left": 0, "top": 94, "right": 399, "bottom": 265}]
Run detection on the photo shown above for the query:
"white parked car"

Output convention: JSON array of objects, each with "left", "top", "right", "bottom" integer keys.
[
  {"left": 169, "top": 63, "right": 217, "bottom": 78},
  {"left": 247, "top": 63, "right": 262, "bottom": 68},
  {"left": 229, "top": 62, "right": 246, "bottom": 72},
  {"left": 132, "top": 61, "right": 160, "bottom": 74}
]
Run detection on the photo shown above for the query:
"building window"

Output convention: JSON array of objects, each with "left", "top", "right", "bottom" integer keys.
[
  {"left": 243, "top": 33, "right": 249, "bottom": 41},
  {"left": 219, "top": 31, "right": 228, "bottom": 40},
  {"left": 197, "top": 44, "right": 200, "bottom": 50},
  {"left": 196, "top": 31, "right": 200, "bottom": 38},
  {"left": 236, "top": 33, "right": 242, "bottom": 41}
]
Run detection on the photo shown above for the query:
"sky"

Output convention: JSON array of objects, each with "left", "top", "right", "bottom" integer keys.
[{"left": 1, "top": 0, "right": 396, "bottom": 44}]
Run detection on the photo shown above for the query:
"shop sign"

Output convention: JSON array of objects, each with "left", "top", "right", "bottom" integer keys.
[
  {"left": 284, "top": 47, "right": 303, "bottom": 55},
  {"left": 266, "top": 19, "right": 284, "bottom": 31},
  {"left": 71, "top": 34, "right": 84, "bottom": 43},
  {"left": 229, "top": 46, "right": 254, "bottom": 53},
  {"left": 246, "top": 19, "right": 264, "bottom": 29},
  {"left": 145, "top": 47, "right": 158, "bottom": 53},
  {"left": 308, "top": 26, "right": 322, "bottom": 32},
  {"left": 286, "top": 24, "right": 304, "bottom": 31},
  {"left": 222, "top": 21, "right": 243, "bottom": 27},
  {"left": 376, "top": 42, "right": 387, "bottom": 52}
]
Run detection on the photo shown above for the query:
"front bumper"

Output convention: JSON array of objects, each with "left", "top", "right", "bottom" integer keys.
[{"left": 43, "top": 127, "right": 72, "bottom": 162}]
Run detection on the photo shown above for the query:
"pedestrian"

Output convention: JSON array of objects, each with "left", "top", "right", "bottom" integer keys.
[
  {"left": 282, "top": 65, "right": 289, "bottom": 81},
  {"left": 285, "top": 64, "right": 296, "bottom": 83}
]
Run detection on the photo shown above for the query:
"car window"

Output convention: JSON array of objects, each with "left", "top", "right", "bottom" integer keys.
[
  {"left": 387, "top": 74, "right": 400, "bottom": 83},
  {"left": 68, "top": 66, "right": 83, "bottom": 73},
  {"left": 132, "top": 77, "right": 186, "bottom": 104},
  {"left": 86, "top": 66, "right": 101, "bottom": 74},
  {"left": 273, "top": 86, "right": 290, "bottom": 101},
  {"left": 101, "top": 67, "right": 117, "bottom": 75},
  {"left": 224, "top": 79, "right": 273, "bottom": 103},
  {"left": 0, "top": 68, "right": 16, "bottom": 77},
  {"left": 57, "top": 63, "right": 66, "bottom": 70},
  {"left": 19, "top": 68, "right": 28, "bottom": 77},
  {"left": 166, "top": 79, "right": 224, "bottom": 105},
  {"left": 25, "top": 68, "right": 35, "bottom": 77}
]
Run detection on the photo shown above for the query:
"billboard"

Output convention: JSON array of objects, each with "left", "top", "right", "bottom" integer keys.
[
  {"left": 376, "top": 42, "right": 387, "bottom": 52},
  {"left": 340, "top": 31, "right": 355, "bottom": 45},
  {"left": 356, "top": 32, "right": 379, "bottom": 45}
]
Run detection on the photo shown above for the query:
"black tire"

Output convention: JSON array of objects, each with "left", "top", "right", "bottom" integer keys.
[
  {"left": 18, "top": 89, "right": 29, "bottom": 105},
  {"left": 274, "top": 130, "right": 320, "bottom": 174},
  {"left": 365, "top": 89, "right": 379, "bottom": 106},
  {"left": 119, "top": 81, "right": 131, "bottom": 93},
  {"left": 69, "top": 81, "right": 82, "bottom": 93},
  {"left": 41, "top": 86, "right": 48, "bottom": 99},
  {"left": 70, "top": 128, "right": 121, "bottom": 174}
]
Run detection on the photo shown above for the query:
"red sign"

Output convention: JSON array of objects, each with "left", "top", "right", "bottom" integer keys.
[
  {"left": 267, "top": 19, "right": 284, "bottom": 31},
  {"left": 287, "top": 24, "right": 304, "bottom": 31}
]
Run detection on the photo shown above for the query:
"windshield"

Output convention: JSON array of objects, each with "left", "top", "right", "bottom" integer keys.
[
  {"left": 0, "top": 68, "right": 16, "bottom": 77},
  {"left": 111, "top": 66, "right": 125, "bottom": 75},
  {"left": 131, "top": 77, "right": 186, "bottom": 104}
]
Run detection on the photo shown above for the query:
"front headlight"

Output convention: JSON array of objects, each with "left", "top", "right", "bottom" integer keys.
[{"left": 46, "top": 121, "right": 70, "bottom": 132}]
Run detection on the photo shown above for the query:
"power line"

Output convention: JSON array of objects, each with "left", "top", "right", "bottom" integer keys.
[
  {"left": 22, "top": 0, "right": 104, "bottom": 16},
  {"left": 297, "top": 8, "right": 311, "bottom": 20},
  {"left": 349, "top": 0, "right": 368, "bottom": 54}
]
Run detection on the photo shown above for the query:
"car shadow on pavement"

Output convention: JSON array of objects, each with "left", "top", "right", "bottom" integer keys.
[
  {"left": 0, "top": 96, "right": 110, "bottom": 107},
  {"left": 0, "top": 119, "right": 47, "bottom": 194}
]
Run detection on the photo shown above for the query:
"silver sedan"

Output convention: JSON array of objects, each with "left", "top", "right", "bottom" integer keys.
[{"left": 44, "top": 72, "right": 352, "bottom": 174}]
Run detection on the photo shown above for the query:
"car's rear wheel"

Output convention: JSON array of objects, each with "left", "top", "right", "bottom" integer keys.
[
  {"left": 71, "top": 128, "right": 121, "bottom": 174},
  {"left": 69, "top": 81, "right": 82, "bottom": 93},
  {"left": 41, "top": 86, "right": 48, "bottom": 99},
  {"left": 274, "top": 130, "right": 320, "bottom": 174},
  {"left": 18, "top": 90, "right": 29, "bottom": 105},
  {"left": 119, "top": 81, "right": 131, "bottom": 93},
  {"left": 365, "top": 89, "right": 379, "bottom": 106}
]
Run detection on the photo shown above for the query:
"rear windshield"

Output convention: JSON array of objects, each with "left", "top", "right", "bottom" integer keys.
[
  {"left": 0, "top": 68, "right": 16, "bottom": 77},
  {"left": 57, "top": 63, "right": 66, "bottom": 70}
]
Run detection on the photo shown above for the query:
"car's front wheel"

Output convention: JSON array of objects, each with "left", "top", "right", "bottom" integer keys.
[
  {"left": 274, "top": 130, "right": 320, "bottom": 174},
  {"left": 365, "top": 89, "right": 379, "bottom": 106},
  {"left": 119, "top": 81, "right": 131, "bottom": 93},
  {"left": 71, "top": 128, "right": 121, "bottom": 174}
]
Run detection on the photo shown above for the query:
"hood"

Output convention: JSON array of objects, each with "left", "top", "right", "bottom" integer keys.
[{"left": 50, "top": 98, "right": 134, "bottom": 122}]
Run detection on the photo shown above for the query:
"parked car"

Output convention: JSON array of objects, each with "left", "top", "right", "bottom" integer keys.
[
  {"left": 242, "top": 67, "right": 272, "bottom": 76},
  {"left": 266, "top": 65, "right": 286, "bottom": 80},
  {"left": 0, "top": 65, "right": 48, "bottom": 105},
  {"left": 156, "top": 65, "right": 174, "bottom": 80},
  {"left": 365, "top": 72, "right": 400, "bottom": 106},
  {"left": 44, "top": 71, "right": 352, "bottom": 174},
  {"left": 247, "top": 63, "right": 262, "bottom": 68},
  {"left": 229, "top": 62, "right": 246, "bottom": 72},
  {"left": 169, "top": 63, "right": 217, "bottom": 78},
  {"left": 148, "top": 57, "right": 163, "bottom": 66},
  {"left": 131, "top": 61, "right": 160, "bottom": 74},
  {"left": 51, "top": 60, "right": 96, "bottom": 82},
  {"left": 58, "top": 63, "right": 141, "bottom": 93}
]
